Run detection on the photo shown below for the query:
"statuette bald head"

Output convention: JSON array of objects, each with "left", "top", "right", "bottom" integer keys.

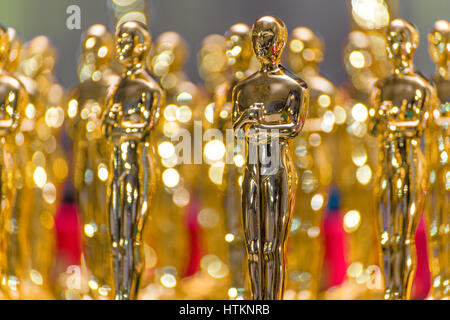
[
  {"left": 116, "top": 20, "right": 151, "bottom": 69},
  {"left": 252, "top": 16, "right": 287, "bottom": 65}
]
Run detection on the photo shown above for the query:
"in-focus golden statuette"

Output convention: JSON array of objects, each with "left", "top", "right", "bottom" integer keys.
[
  {"left": 426, "top": 19, "right": 449, "bottom": 300},
  {"left": 66, "top": 24, "right": 119, "bottom": 300},
  {"left": 370, "top": 19, "right": 438, "bottom": 300},
  {"left": 0, "top": 24, "right": 27, "bottom": 300},
  {"left": 232, "top": 16, "right": 309, "bottom": 300},
  {"left": 102, "top": 20, "right": 164, "bottom": 300}
]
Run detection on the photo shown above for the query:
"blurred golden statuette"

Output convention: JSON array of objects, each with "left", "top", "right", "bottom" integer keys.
[
  {"left": 211, "top": 23, "right": 253, "bottom": 300},
  {"left": 0, "top": 24, "right": 27, "bottom": 300},
  {"left": 141, "top": 31, "right": 198, "bottom": 299},
  {"left": 66, "top": 24, "right": 120, "bottom": 300},
  {"left": 425, "top": 19, "right": 450, "bottom": 300},
  {"left": 15, "top": 35, "right": 68, "bottom": 300},
  {"left": 285, "top": 26, "right": 335, "bottom": 300}
]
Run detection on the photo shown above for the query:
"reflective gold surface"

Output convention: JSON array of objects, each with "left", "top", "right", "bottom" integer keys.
[
  {"left": 370, "top": 19, "right": 437, "bottom": 300},
  {"left": 169, "top": 31, "right": 241, "bottom": 300},
  {"left": 212, "top": 23, "right": 253, "bottom": 299},
  {"left": 16, "top": 35, "right": 67, "bottom": 300},
  {"left": 0, "top": 24, "right": 27, "bottom": 299},
  {"left": 141, "top": 31, "right": 197, "bottom": 299},
  {"left": 1, "top": 27, "right": 28, "bottom": 300},
  {"left": 0, "top": 2, "right": 449, "bottom": 302},
  {"left": 66, "top": 24, "right": 119, "bottom": 300},
  {"left": 321, "top": 3, "right": 394, "bottom": 300},
  {"left": 285, "top": 26, "right": 333, "bottom": 300},
  {"left": 102, "top": 20, "right": 164, "bottom": 300},
  {"left": 232, "top": 16, "right": 309, "bottom": 300},
  {"left": 425, "top": 19, "right": 449, "bottom": 300},
  {"left": 329, "top": 29, "right": 391, "bottom": 299},
  {"left": 198, "top": 34, "right": 230, "bottom": 94}
]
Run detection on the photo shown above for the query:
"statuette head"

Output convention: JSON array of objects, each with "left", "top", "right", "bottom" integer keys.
[
  {"left": 82, "top": 24, "right": 115, "bottom": 67},
  {"left": 428, "top": 19, "right": 449, "bottom": 69},
  {"left": 0, "top": 25, "right": 10, "bottom": 67},
  {"left": 5, "top": 28, "right": 24, "bottom": 73},
  {"left": 116, "top": 20, "right": 151, "bottom": 70},
  {"left": 287, "top": 26, "right": 324, "bottom": 74},
  {"left": 19, "top": 36, "right": 57, "bottom": 78},
  {"left": 252, "top": 16, "right": 287, "bottom": 65},
  {"left": 225, "top": 23, "right": 252, "bottom": 72},
  {"left": 152, "top": 31, "right": 188, "bottom": 73},
  {"left": 386, "top": 19, "right": 419, "bottom": 63}
]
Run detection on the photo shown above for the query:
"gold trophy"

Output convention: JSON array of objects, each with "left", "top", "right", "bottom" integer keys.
[
  {"left": 327, "top": 1, "right": 394, "bottom": 299},
  {"left": 425, "top": 19, "right": 449, "bottom": 300},
  {"left": 339, "top": 29, "right": 387, "bottom": 298},
  {"left": 285, "top": 26, "right": 335, "bottom": 299},
  {"left": 170, "top": 32, "right": 237, "bottom": 300},
  {"left": 102, "top": 20, "right": 164, "bottom": 300},
  {"left": 213, "top": 23, "right": 253, "bottom": 299},
  {"left": 232, "top": 16, "right": 309, "bottom": 300},
  {"left": 66, "top": 24, "right": 119, "bottom": 299},
  {"left": 142, "top": 31, "right": 198, "bottom": 299},
  {"left": 198, "top": 34, "right": 230, "bottom": 95},
  {"left": 323, "top": 29, "right": 389, "bottom": 299},
  {"left": 1, "top": 27, "right": 28, "bottom": 300},
  {"left": 4, "top": 29, "right": 47, "bottom": 299},
  {"left": 369, "top": 19, "right": 438, "bottom": 300},
  {"left": 15, "top": 35, "right": 67, "bottom": 299},
  {"left": 0, "top": 25, "right": 27, "bottom": 299}
]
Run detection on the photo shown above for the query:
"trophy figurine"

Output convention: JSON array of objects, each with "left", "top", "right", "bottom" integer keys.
[
  {"left": 232, "top": 16, "right": 309, "bottom": 300},
  {"left": 1, "top": 27, "right": 29, "bottom": 300},
  {"left": 0, "top": 25, "right": 27, "bottom": 299},
  {"left": 143, "top": 31, "right": 196, "bottom": 299},
  {"left": 213, "top": 23, "right": 253, "bottom": 299},
  {"left": 369, "top": 19, "right": 437, "bottom": 300},
  {"left": 425, "top": 19, "right": 449, "bottom": 300},
  {"left": 102, "top": 20, "right": 164, "bottom": 300},
  {"left": 285, "top": 26, "right": 335, "bottom": 299},
  {"left": 67, "top": 24, "right": 119, "bottom": 299},
  {"left": 13, "top": 35, "right": 68, "bottom": 300}
]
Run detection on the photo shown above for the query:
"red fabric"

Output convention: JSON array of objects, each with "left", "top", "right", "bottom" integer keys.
[
  {"left": 183, "top": 195, "right": 202, "bottom": 277},
  {"left": 322, "top": 209, "right": 347, "bottom": 288},
  {"left": 54, "top": 202, "right": 82, "bottom": 266},
  {"left": 412, "top": 214, "right": 431, "bottom": 299}
]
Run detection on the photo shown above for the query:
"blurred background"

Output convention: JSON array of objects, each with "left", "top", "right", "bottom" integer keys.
[
  {"left": 0, "top": 0, "right": 448, "bottom": 89},
  {"left": 0, "top": 0, "right": 448, "bottom": 300}
]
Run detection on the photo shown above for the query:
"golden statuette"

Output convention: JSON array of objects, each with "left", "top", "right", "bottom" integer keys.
[
  {"left": 369, "top": 19, "right": 438, "bottom": 300},
  {"left": 0, "top": 24, "right": 27, "bottom": 299},
  {"left": 102, "top": 20, "right": 164, "bottom": 300},
  {"left": 16, "top": 35, "right": 67, "bottom": 300},
  {"left": 232, "top": 16, "right": 309, "bottom": 300},
  {"left": 285, "top": 26, "right": 337, "bottom": 300},
  {"left": 67, "top": 24, "right": 119, "bottom": 299},
  {"left": 142, "top": 31, "right": 199, "bottom": 299},
  {"left": 426, "top": 19, "right": 449, "bottom": 300},
  {"left": 213, "top": 22, "right": 253, "bottom": 299}
]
